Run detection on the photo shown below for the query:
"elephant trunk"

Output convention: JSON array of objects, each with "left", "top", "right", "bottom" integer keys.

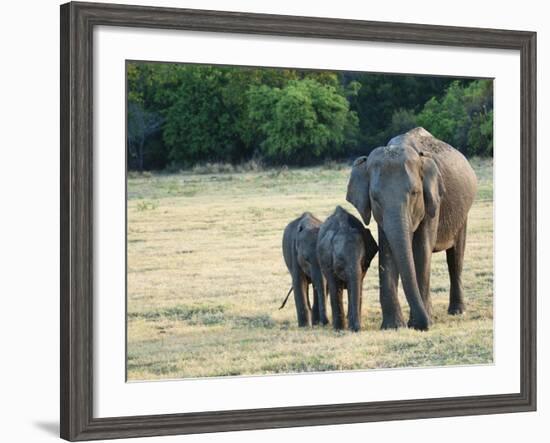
[{"left": 383, "top": 213, "right": 430, "bottom": 330}]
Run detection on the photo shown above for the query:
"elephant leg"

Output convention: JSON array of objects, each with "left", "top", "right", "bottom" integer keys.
[
  {"left": 319, "top": 291, "right": 329, "bottom": 326},
  {"left": 378, "top": 227, "right": 406, "bottom": 329},
  {"left": 446, "top": 222, "right": 467, "bottom": 315},
  {"left": 312, "top": 288, "right": 320, "bottom": 325},
  {"left": 346, "top": 266, "right": 363, "bottom": 332},
  {"left": 327, "top": 273, "right": 345, "bottom": 330},
  {"left": 292, "top": 272, "right": 312, "bottom": 327},
  {"left": 312, "top": 288, "right": 329, "bottom": 326},
  {"left": 412, "top": 224, "right": 434, "bottom": 322},
  {"left": 311, "top": 267, "right": 329, "bottom": 326}
]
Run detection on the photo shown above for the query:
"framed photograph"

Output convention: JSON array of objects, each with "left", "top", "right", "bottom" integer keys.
[{"left": 60, "top": 1, "right": 536, "bottom": 440}]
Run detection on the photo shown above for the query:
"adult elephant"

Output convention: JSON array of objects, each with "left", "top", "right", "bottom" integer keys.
[{"left": 346, "top": 127, "right": 477, "bottom": 331}]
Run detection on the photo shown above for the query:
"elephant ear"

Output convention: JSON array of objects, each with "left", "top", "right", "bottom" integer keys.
[
  {"left": 346, "top": 156, "right": 371, "bottom": 225},
  {"left": 420, "top": 152, "right": 445, "bottom": 218},
  {"left": 363, "top": 228, "right": 379, "bottom": 269}
]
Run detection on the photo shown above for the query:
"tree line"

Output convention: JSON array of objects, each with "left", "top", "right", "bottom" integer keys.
[{"left": 127, "top": 62, "right": 493, "bottom": 170}]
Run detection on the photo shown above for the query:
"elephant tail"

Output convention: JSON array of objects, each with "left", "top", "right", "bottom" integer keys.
[{"left": 279, "top": 286, "right": 293, "bottom": 309}]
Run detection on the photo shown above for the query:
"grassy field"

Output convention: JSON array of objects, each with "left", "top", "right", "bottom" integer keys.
[{"left": 127, "top": 158, "right": 493, "bottom": 380}]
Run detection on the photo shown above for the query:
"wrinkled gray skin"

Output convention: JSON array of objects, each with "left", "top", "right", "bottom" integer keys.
[
  {"left": 317, "top": 206, "right": 378, "bottom": 331},
  {"left": 282, "top": 213, "right": 329, "bottom": 327},
  {"left": 346, "top": 127, "right": 477, "bottom": 331}
]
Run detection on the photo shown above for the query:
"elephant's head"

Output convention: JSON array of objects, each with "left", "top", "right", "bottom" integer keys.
[{"left": 346, "top": 142, "right": 444, "bottom": 330}]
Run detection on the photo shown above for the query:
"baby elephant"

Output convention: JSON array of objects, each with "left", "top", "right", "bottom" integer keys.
[
  {"left": 317, "top": 206, "right": 378, "bottom": 331},
  {"left": 282, "top": 212, "right": 329, "bottom": 327}
]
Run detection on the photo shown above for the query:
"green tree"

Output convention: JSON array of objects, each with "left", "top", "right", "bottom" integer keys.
[
  {"left": 127, "top": 101, "right": 164, "bottom": 170},
  {"left": 158, "top": 65, "right": 304, "bottom": 166},
  {"left": 127, "top": 62, "right": 194, "bottom": 169},
  {"left": 467, "top": 110, "right": 493, "bottom": 156},
  {"left": 348, "top": 74, "right": 456, "bottom": 149},
  {"left": 126, "top": 62, "right": 493, "bottom": 171},
  {"left": 247, "top": 79, "right": 358, "bottom": 164},
  {"left": 162, "top": 66, "right": 241, "bottom": 165},
  {"left": 388, "top": 108, "right": 419, "bottom": 136},
  {"left": 417, "top": 79, "right": 493, "bottom": 155}
]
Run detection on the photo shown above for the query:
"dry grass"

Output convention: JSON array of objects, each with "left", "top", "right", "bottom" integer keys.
[{"left": 127, "top": 158, "right": 493, "bottom": 380}]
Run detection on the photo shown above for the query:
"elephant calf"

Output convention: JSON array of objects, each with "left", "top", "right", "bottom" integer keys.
[
  {"left": 317, "top": 206, "right": 378, "bottom": 331},
  {"left": 282, "top": 212, "right": 329, "bottom": 327}
]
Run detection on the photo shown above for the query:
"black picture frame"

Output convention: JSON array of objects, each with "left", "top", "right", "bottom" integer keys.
[{"left": 60, "top": 1, "right": 537, "bottom": 441}]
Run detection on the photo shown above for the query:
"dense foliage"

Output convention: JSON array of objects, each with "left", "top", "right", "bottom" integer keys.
[
  {"left": 247, "top": 79, "right": 358, "bottom": 164},
  {"left": 127, "top": 62, "right": 493, "bottom": 170},
  {"left": 416, "top": 80, "right": 493, "bottom": 157}
]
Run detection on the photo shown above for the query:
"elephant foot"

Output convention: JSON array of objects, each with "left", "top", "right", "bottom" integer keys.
[
  {"left": 423, "top": 303, "right": 433, "bottom": 320},
  {"left": 312, "top": 312, "right": 330, "bottom": 326},
  {"left": 407, "top": 315, "right": 431, "bottom": 331},
  {"left": 347, "top": 313, "right": 361, "bottom": 332},
  {"left": 297, "top": 310, "right": 312, "bottom": 327},
  {"left": 332, "top": 318, "right": 345, "bottom": 331},
  {"left": 312, "top": 311, "right": 320, "bottom": 325},
  {"left": 380, "top": 315, "right": 406, "bottom": 330},
  {"left": 448, "top": 303, "right": 465, "bottom": 315}
]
